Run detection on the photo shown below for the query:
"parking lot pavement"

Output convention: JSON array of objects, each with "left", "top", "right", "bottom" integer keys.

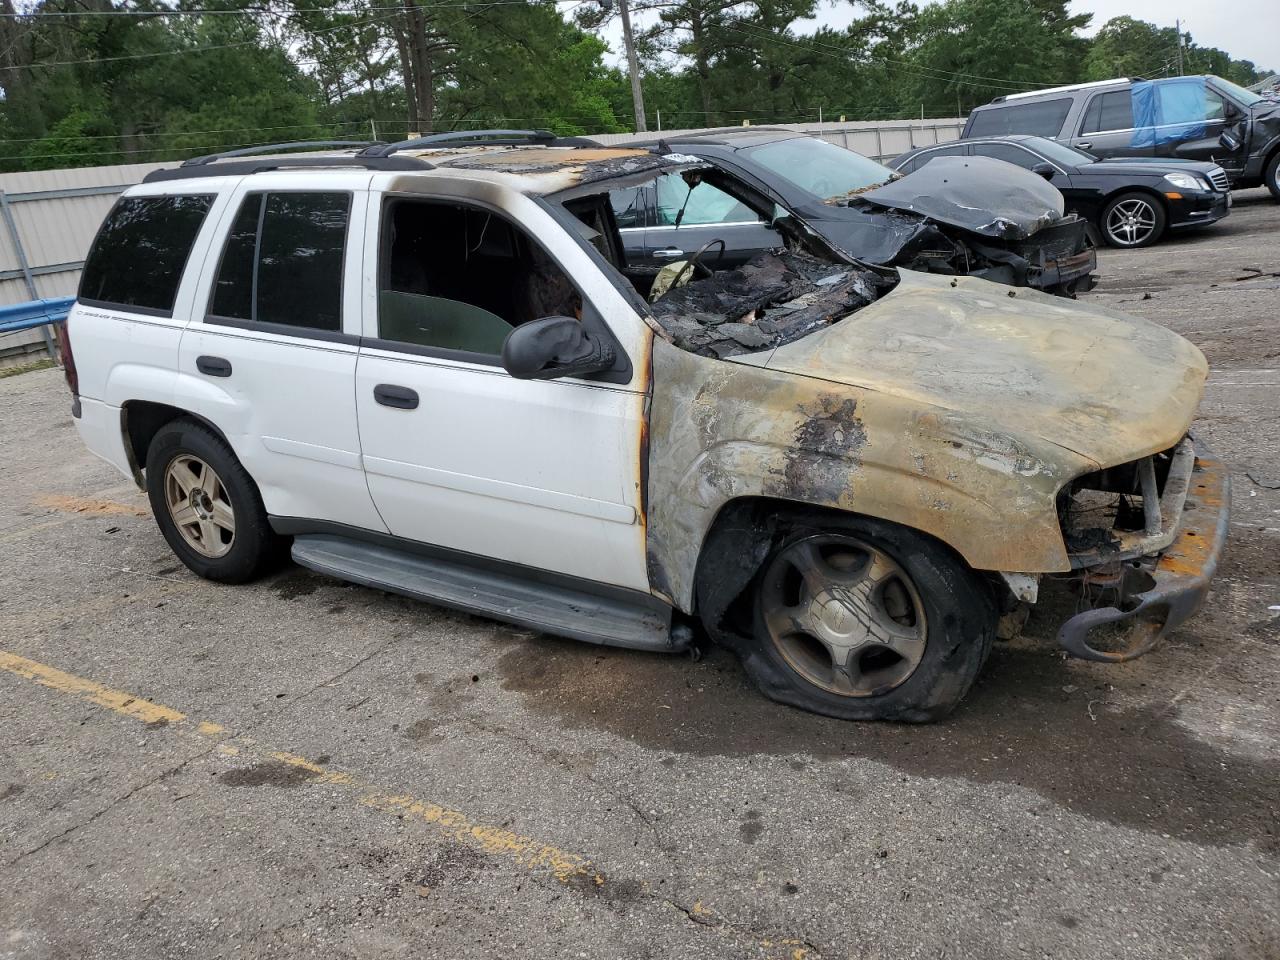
[{"left": 1, "top": 190, "right": 1278, "bottom": 960}]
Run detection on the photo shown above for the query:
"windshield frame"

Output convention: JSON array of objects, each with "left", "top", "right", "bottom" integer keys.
[
  {"left": 1208, "top": 76, "right": 1264, "bottom": 108},
  {"left": 742, "top": 136, "right": 897, "bottom": 202}
]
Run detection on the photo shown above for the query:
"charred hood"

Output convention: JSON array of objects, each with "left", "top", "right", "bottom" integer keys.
[{"left": 747, "top": 270, "right": 1206, "bottom": 469}]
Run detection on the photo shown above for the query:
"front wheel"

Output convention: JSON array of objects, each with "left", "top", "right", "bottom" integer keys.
[
  {"left": 743, "top": 517, "right": 996, "bottom": 723},
  {"left": 1101, "top": 192, "right": 1166, "bottom": 248},
  {"left": 1265, "top": 152, "right": 1280, "bottom": 202},
  {"left": 145, "top": 419, "right": 282, "bottom": 583}
]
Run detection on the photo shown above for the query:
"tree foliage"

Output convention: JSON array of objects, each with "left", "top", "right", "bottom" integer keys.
[{"left": 0, "top": 0, "right": 1271, "bottom": 172}]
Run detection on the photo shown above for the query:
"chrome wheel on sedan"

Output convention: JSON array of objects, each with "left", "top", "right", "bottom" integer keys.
[
  {"left": 758, "top": 535, "right": 928, "bottom": 697},
  {"left": 163, "top": 454, "right": 236, "bottom": 558}
]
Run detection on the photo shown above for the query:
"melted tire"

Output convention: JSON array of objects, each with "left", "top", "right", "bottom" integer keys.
[
  {"left": 145, "top": 419, "right": 282, "bottom": 584},
  {"left": 741, "top": 515, "right": 996, "bottom": 723}
]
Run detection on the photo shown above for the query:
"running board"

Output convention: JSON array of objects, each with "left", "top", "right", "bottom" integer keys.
[{"left": 290, "top": 534, "right": 678, "bottom": 653}]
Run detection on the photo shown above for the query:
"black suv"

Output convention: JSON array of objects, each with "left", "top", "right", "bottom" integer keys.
[
  {"left": 962, "top": 75, "right": 1280, "bottom": 200},
  {"left": 892, "top": 135, "right": 1231, "bottom": 248}
]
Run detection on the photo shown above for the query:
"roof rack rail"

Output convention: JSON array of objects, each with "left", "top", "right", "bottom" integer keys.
[
  {"left": 360, "top": 129, "right": 596, "bottom": 157},
  {"left": 182, "top": 140, "right": 380, "bottom": 167},
  {"left": 143, "top": 153, "right": 434, "bottom": 184}
]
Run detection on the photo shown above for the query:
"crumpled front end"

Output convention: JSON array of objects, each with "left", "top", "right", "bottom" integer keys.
[{"left": 1053, "top": 435, "right": 1230, "bottom": 661}]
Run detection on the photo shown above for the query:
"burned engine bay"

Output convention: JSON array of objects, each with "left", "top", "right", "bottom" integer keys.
[
  {"left": 646, "top": 250, "right": 891, "bottom": 358},
  {"left": 557, "top": 165, "right": 896, "bottom": 359}
]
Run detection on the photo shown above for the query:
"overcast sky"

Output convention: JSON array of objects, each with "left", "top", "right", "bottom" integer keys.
[{"left": 600, "top": 0, "right": 1276, "bottom": 76}]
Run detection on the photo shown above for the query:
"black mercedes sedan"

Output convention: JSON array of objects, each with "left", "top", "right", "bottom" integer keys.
[
  {"left": 891, "top": 135, "right": 1231, "bottom": 248},
  {"left": 608, "top": 129, "right": 1097, "bottom": 296}
]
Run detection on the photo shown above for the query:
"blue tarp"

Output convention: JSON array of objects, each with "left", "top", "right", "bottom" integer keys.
[{"left": 1131, "top": 77, "right": 1208, "bottom": 148}]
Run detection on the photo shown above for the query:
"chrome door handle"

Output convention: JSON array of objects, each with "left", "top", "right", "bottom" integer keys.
[
  {"left": 1077, "top": 141, "right": 1092, "bottom": 150},
  {"left": 653, "top": 248, "right": 685, "bottom": 259}
]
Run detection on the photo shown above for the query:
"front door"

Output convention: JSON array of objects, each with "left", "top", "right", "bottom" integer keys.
[
  {"left": 178, "top": 180, "right": 385, "bottom": 532},
  {"left": 353, "top": 191, "right": 650, "bottom": 591}
]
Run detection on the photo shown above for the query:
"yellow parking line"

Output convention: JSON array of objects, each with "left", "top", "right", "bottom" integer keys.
[
  {"left": 0, "top": 651, "right": 186, "bottom": 726},
  {"left": 0, "top": 649, "right": 601, "bottom": 886}
]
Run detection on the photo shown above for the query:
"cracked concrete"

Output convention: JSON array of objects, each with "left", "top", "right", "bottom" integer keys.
[{"left": 0, "top": 189, "right": 1278, "bottom": 959}]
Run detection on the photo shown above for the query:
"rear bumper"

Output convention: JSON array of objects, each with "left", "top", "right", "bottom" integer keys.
[
  {"left": 73, "top": 395, "right": 135, "bottom": 484},
  {"left": 1057, "top": 441, "right": 1230, "bottom": 662}
]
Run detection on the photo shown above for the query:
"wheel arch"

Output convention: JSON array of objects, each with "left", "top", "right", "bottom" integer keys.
[
  {"left": 121, "top": 400, "right": 234, "bottom": 490},
  {"left": 688, "top": 495, "right": 998, "bottom": 648}
]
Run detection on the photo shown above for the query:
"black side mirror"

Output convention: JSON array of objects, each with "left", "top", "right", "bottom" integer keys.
[
  {"left": 1219, "top": 130, "right": 1242, "bottom": 151},
  {"left": 501, "top": 316, "right": 615, "bottom": 380},
  {"left": 1031, "top": 162, "right": 1056, "bottom": 181}
]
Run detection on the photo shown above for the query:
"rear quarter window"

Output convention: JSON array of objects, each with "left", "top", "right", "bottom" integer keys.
[
  {"left": 968, "top": 98, "right": 1073, "bottom": 138},
  {"left": 78, "top": 194, "right": 213, "bottom": 315}
]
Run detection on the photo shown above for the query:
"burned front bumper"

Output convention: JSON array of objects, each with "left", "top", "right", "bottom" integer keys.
[{"left": 1057, "top": 438, "right": 1230, "bottom": 662}]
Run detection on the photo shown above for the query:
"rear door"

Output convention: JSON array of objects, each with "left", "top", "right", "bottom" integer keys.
[
  {"left": 639, "top": 173, "right": 782, "bottom": 271},
  {"left": 1071, "top": 88, "right": 1150, "bottom": 159},
  {"left": 177, "top": 177, "right": 385, "bottom": 532}
]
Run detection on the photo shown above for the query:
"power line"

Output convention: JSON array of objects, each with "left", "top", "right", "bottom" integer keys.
[
  {"left": 0, "top": 11, "right": 396, "bottom": 69},
  {"left": 0, "top": 0, "right": 584, "bottom": 16}
]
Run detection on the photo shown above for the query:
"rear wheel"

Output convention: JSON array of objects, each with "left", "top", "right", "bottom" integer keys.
[
  {"left": 1101, "top": 192, "right": 1166, "bottom": 248},
  {"left": 145, "top": 419, "right": 281, "bottom": 583},
  {"left": 742, "top": 517, "right": 996, "bottom": 723}
]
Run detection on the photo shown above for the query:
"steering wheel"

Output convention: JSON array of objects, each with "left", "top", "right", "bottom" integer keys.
[{"left": 669, "top": 238, "right": 727, "bottom": 291}]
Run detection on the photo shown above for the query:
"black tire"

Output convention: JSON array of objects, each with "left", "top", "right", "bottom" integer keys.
[
  {"left": 742, "top": 515, "right": 996, "bottom": 723},
  {"left": 145, "top": 418, "right": 282, "bottom": 583},
  {"left": 1100, "top": 191, "right": 1167, "bottom": 248},
  {"left": 1265, "top": 151, "right": 1280, "bottom": 202}
]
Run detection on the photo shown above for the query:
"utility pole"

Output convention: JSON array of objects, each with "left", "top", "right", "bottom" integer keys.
[
  {"left": 617, "top": 0, "right": 648, "bottom": 132},
  {"left": 1175, "top": 18, "right": 1184, "bottom": 75}
]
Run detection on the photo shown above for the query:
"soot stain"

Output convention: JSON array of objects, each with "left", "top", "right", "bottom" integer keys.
[
  {"left": 495, "top": 634, "right": 1280, "bottom": 852},
  {"left": 219, "top": 760, "right": 320, "bottom": 789},
  {"left": 739, "top": 810, "right": 763, "bottom": 844}
]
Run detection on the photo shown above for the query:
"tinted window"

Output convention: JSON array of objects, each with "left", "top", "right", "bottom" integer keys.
[
  {"left": 79, "top": 195, "right": 213, "bottom": 314},
  {"left": 968, "top": 98, "right": 1072, "bottom": 138},
  {"left": 610, "top": 186, "right": 649, "bottom": 228},
  {"left": 978, "top": 144, "right": 1040, "bottom": 169},
  {"left": 208, "top": 192, "right": 349, "bottom": 332},
  {"left": 1080, "top": 91, "right": 1133, "bottom": 133},
  {"left": 909, "top": 145, "right": 968, "bottom": 170}
]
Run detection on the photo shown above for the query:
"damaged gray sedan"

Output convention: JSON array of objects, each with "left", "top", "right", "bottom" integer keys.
[{"left": 608, "top": 129, "right": 1098, "bottom": 296}]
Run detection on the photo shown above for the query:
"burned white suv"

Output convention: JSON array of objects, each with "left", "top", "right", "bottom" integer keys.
[{"left": 64, "top": 132, "right": 1229, "bottom": 722}]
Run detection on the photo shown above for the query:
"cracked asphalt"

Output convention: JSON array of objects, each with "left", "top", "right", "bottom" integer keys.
[{"left": 1, "top": 188, "right": 1278, "bottom": 960}]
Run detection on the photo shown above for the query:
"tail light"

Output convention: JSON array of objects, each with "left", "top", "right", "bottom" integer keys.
[{"left": 54, "top": 319, "right": 78, "bottom": 397}]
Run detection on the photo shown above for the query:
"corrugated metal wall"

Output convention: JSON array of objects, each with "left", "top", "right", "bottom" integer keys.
[{"left": 0, "top": 118, "right": 964, "bottom": 359}]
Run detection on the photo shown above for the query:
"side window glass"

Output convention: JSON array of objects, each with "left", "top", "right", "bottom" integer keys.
[
  {"left": 79, "top": 194, "right": 213, "bottom": 314},
  {"left": 1204, "top": 90, "right": 1225, "bottom": 121},
  {"left": 968, "top": 98, "right": 1071, "bottom": 138},
  {"left": 654, "top": 174, "right": 761, "bottom": 226},
  {"left": 208, "top": 192, "right": 350, "bottom": 333},
  {"left": 982, "top": 144, "right": 1038, "bottom": 169},
  {"left": 610, "top": 186, "right": 648, "bottom": 229},
  {"left": 1081, "top": 91, "right": 1133, "bottom": 134},
  {"left": 913, "top": 145, "right": 965, "bottom": 169},
  {"left": 377, "top": 199, "right": 583, "bottom": 358}
]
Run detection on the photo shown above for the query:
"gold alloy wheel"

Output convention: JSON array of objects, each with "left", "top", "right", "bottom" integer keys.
[
  {"left": 163, "top": 454, "right": 236, "bottom": 559},
  {"left": 759, "top": 535, "right": 928, "bottom": 697}
]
